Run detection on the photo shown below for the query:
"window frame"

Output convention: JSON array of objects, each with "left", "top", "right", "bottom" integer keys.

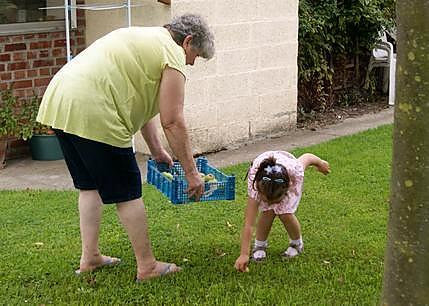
[{"left": 0, "top": 20, "right": 65, "bottom": 35}]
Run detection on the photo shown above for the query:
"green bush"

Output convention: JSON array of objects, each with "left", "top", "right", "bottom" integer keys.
[
  {"left": 18, "top": 95, "right": 51, "bottom": 140},
  {"left": 298, "top": 0, "right": 396, "bottom": 112},
  {"left": 0, "top": 88, "right": 50, "bottom": 140},
  {"left": 0, "top": 89, "right": 19, "bottom": 138}
]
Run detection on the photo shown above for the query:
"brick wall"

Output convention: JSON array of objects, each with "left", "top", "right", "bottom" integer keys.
[
  {"left": 0, "top": 1, "right": 86, "bottom": 160},
  {"left": 0, "top": 16, "right": 86, "bottom": 98}
]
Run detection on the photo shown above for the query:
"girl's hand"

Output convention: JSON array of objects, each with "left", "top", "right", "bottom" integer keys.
[
  {"left": 234, "top": 255, "right": 249, "bottom": 272},
  {"left": 316, "top": 160, "right": 330, "bottom": 175}
]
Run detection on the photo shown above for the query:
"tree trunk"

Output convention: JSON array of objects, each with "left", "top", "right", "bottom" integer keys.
[{"left": 381, "top": 1, "right": 429, "bottom": 305}]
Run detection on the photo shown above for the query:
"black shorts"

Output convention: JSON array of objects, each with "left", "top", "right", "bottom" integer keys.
[{"left": 55, "top": 129, "right": 142, "bottom": 204}]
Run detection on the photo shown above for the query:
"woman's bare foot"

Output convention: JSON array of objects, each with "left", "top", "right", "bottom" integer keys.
[
  {"left": 136, "top": 261, "right": 181, "bottom": 282},
  {"left": 75, "top": 255, "right": 121, "bottom": 275}
]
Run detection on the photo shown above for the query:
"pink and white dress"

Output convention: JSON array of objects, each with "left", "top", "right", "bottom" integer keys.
[{"left": 247, "top": 151, "right": 304, "bottom": 215}]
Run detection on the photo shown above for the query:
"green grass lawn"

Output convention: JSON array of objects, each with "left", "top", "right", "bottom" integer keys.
[{"left": 0, "top": 125, "right": 392, "bottom": 305}]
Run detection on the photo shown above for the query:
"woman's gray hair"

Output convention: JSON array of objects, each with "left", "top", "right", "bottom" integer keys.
[{"left": 165, "top": 14, "right": 215, "bottom": 59}]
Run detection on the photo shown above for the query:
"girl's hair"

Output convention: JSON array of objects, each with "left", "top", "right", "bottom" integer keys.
[
  {"left": 252, "top": 157, "right": 290, "bottom": 203},
  {"left": 164, "top": 14, "right": 215, "bottom": 59}
]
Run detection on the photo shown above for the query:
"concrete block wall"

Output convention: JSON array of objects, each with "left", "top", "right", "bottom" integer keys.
[
  {"left": 85, "top": 0, "right": 172, "bottom": 45},
  {"left": 86, "top": 0, "right": 299, "bottom": 156},
  {"left": 178, "top": 0, "right": 299, "bottom": 154}
]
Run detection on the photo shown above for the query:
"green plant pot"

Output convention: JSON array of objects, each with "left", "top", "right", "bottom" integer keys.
[{"left": 29, "top": 134, "right": 64, "bottom": 161}]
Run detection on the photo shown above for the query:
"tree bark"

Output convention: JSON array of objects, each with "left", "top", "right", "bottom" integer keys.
[{"left": 381, "top": 1, "right": 429, "bottom": 305}]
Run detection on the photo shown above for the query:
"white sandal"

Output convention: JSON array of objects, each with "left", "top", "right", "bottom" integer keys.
[
  {"left": 251, "top": 246, "right": 267, "bottom": 262},
  {"left": 282, "top": 242, "right": 303, "bottom": 258}
]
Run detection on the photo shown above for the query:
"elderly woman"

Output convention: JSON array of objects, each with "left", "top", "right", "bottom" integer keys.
[{"left": 37, "top": 14, "right": 215, "bottom": 281}]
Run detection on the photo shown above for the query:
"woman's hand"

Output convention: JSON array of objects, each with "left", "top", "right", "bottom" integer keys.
[
  {"left": 141, "top": 118, "right": 174, "bottom": 167},
  {"left": 153, "top": 148, "right": 174, "bottom": 167},
  {"left": 234, "top": 255, "right": 249, "bottom": 272},
  {"left": 185, "top": 171, "right": 204, "bottom": 201}
]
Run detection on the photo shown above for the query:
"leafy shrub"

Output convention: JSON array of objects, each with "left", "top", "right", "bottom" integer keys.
[
  {"left": 18, "top": 95, "right": 52, "bottom": 140},
  {"left": 0, "top": 89, "right": 19, "bottom": 138},
  {"left": 298, "top": 0, "right": 396, "bottom": 113},
  {"left": 0, "top": 88, "right": 52, "bottom": 140}
]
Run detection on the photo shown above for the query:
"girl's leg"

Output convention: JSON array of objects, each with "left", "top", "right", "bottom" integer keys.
[
  {"left": 256, "top": 209, "right": 276, "bottom": 241},
  {"left": 252, "top": 210, "right": 276, "bottom": 261},
  {"left": 278, "top": 213, "right": 301, "bottom": 240},
  {"left": 278, "top": 213, "right": 303, "bottom": 257}
]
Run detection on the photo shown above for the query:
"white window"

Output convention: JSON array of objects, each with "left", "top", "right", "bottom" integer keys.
[{"left": 0, "top": 0, "right": 65, "bottom": 34}]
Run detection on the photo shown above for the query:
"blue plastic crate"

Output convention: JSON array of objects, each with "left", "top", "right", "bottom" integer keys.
[{"left": 147, "top": 157, "right": 235, "bottom": 204}]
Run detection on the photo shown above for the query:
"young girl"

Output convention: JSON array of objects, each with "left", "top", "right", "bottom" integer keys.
[{"left": 234, "top": 150, "right": 330, "bottom": 272}]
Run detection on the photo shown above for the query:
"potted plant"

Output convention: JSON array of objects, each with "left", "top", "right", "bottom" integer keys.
[
  {"left": 0, "top": 88, "right": 19, "bottom": 169},
  {"left": 19, "top": 95, "right": 64, "bottom": 161}
]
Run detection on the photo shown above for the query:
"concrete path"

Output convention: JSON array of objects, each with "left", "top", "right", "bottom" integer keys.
[{"left": 0, "top": 108, "right": 393, "bottom": 190}]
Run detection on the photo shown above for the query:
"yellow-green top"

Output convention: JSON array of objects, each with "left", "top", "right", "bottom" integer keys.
[{"left": 37, "top": 27, "right": 186, "bottom": 147}]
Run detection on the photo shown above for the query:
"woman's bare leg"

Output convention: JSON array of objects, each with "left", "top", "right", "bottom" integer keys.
[
  {"left": 116, "top": 198, "right": 180, "bottom": 280},
  {"left": 78, "top": 190, "right": 119, "bottom": 271}
]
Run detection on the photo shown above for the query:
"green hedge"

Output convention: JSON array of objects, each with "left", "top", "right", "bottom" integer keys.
[{"left": 298, "top": 0, "right": 396, "bottom": 112}]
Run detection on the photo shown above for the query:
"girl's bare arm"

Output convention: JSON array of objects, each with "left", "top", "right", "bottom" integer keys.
[
  {"left": 239, "top": 197, "right": 259, "bottom": 256},
  {"left": 298, "top": 153, "right": 330, "bottom": 175},
  {"left": 235, "top": 197, "right": 259, "bottom": 272}
]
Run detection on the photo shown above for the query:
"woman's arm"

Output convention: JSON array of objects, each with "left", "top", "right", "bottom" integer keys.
[
  {"left": 158, "top": 66, "right": 204, "bottom": 200},
  {"left": 140, "top": 117, "right": 173, "bottom": 166},
  {"left": 298, "top": 153, "right": 330, "bottom": 174},
  {"left": 235, "top": 197, "right": 259, "bottom": 272}
]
